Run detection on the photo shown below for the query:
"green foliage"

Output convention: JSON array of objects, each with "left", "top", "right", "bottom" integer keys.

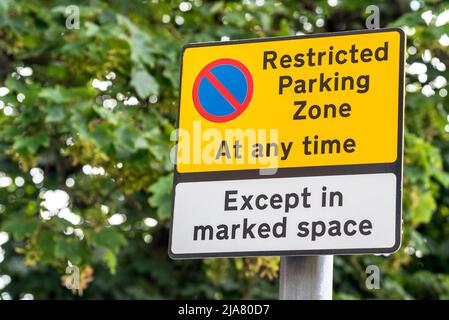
[
  {"left": 0, "top": 0, "right": 449, "bottom": 300},
  {"left": 148, "top": 174, "right": 173, "bottom": 220}
]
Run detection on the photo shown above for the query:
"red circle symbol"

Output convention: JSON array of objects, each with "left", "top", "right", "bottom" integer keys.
[{"left": 192, "top": 58, "right": 253, "bottom": 123}]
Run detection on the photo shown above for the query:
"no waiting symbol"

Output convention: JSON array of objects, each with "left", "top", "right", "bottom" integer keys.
[{"left": 192, "top": 58, "right": 254, "bottom": 123}]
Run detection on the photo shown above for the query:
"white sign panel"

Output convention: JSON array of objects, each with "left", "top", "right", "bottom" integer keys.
[{"left": 170, "top": 173, "right": 399, "bottom": 258}]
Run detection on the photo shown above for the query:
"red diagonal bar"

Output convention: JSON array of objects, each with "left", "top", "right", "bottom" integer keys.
[{"left": 204, "top": 71, "right": 243, "bottom": 111}]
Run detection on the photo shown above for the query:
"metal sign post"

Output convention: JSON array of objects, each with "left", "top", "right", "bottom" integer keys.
[{"left": 279, "top": 256, "right": 333, "bottom": 300}]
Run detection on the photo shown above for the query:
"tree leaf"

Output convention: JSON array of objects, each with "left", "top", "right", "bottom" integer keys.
[
  {"left": 89, "top": 228, "right": 127, "bottom": 254},
  {"left": 148, "top": 174, "right": 173, "bottom": 220},
  {"left": 130, "top": 67, "right": 159, "bottom": 99},
  {"left": 3, "top": 217, "right": 39, "bottom": 240},
  {"left": 55, "top": 238, "right": 88, "bottom": 266},
  {"left": 102, "top": 249, "right": 117, "bottom": 274}
]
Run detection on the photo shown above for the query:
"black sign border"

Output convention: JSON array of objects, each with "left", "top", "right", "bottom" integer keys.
[{"left": 169, "top": 27, "right": 405, "bottom": 260}]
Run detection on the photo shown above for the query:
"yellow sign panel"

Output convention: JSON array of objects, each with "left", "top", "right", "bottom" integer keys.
[{"left": 176, "top": 28, "right": 405, "bottom": 174}]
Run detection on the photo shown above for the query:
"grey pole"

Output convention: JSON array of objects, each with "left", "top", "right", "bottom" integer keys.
[{"left": 279, "top": 255, "right": 333, "bottom": 300}]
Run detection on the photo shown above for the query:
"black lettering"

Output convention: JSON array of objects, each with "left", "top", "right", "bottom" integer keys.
[
  {"left": 241, "top": 195, "right": 254, "bottom": 210},
  {"left": 293, "top": 100, "right": 307, "bottom": 120},
  {"left": 216, "top": 224, "right": 229, "bottom": 240},
  {"left": 360, "top": 48, "right": 373, "bottom": 62},
  {"left": 329, "top": 191, "right": 343, "bottom": 207},
  {"left": 263, "top": 51, "right": 277, "bottom": 69},
  {"left": 255, "top": 194, "right": 268, "bottom": 210},
  {"left": 356, "top": 75, "right": 370, "bottom": 93},
  {"left": 285, "top": 193, "right": 299, "bottom": 213},
  {"left": 323, "top": 103, "right": 336, "bottom": 118},
  {"left": 341, "top": 76, "right": 354, "bottom": 91},
  {"left": 359, "top": 220, "right": 373, "bottom": 235},
  {"left": 258, "top": 223, "right": 271, "bottom": 238},
  {"left": 302, "top": 136, "right": 312, "bottom": 155},
  {"left": 343, "top": 138, "right": 356, "bottom": 153},
  {"left": 297, "top": 221, "right": 310, "bottom": 237},
  {"left": 242, "top": 218, "right": 256, "bottom": 239},
  {"left": 280, "top": 54, "right": 292, "bottom": 68},
  {"left": 311, "top": 221, "right": 326, "bottom": 241},
  {"left": 344, "top": 220, "right": 357, "bottom": 236},
  {"left": 328, "top": 220, "right": 342, "bottom": 236},
  {"left": 307, "top": 48, "right": 316, "bottom": 66},
  {"left": 375, "top": 42, "right": 388, "bottom": 61},
  {"left": 193, "top": 225, "right": 213, "bottom": 241},
  {"left": 224, "top": 190, "right": 238, "bottom": 211},
  {"left": 319, "top": 73, "right": 332, "bottom": 91},
  {"left": 273, "top": 217, "right": 287, "bottom": 238},
  {"left": 216, "top": 140, "right": 231, "bottom": 159},
  {"left": 293, "top": 53, "right": 305, "bottom": 67},
  {"left": 270, "top": 194, "right": 283, "bottom": 209},
  {"left": 301, "top": 187, "right": 311, "bottom": 208},
  {"left": 340, "top": 103, "right": 351, "bottom": 117},
  {"left": 279, "top": 76, "right": 292, "bottom": 94},
  {"left": 280, "top": 142, "right": 293, "bottom": 160},
  {"left": 349, "top": 44, "right": 359, "bottom": 63},
  {"left": 231, "top": 224, "right": 240, "bottom": 239},
  {"left": 309, "top": 104, "right": 321, "bottom": 119},
  {"left": 335, "top": 50, "right": 347, "bottom": 64},
  {"left": 321, "top": 139, "right": 341, "bottom": 154}
]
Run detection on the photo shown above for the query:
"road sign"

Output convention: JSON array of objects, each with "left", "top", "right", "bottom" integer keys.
[{"left": 170, "top": 28, "right": 405, "bottom": 259}]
